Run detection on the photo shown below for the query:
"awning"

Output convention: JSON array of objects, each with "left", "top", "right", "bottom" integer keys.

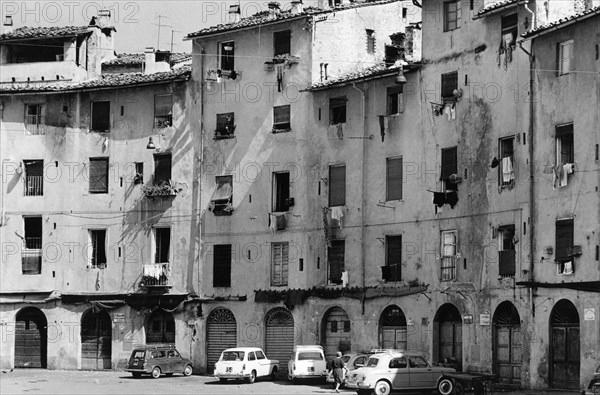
[{"left": 516, "top": 280, "right": 600, "bottom": 293}]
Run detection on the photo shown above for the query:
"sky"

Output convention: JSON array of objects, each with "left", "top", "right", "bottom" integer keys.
[{"left": 1, "top": 0, "right": 305, "bottom": 53}]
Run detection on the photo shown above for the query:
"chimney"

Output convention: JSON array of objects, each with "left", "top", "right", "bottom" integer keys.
[
  {"left": 228, "top": 5, "right": 241, "bottom": 23},
  {"left": 144, "top": 47, "right": 156, "bottom": 75},
  {"left": 268, "top": 2, "right": 281, "bottom": 20},
  {"left": 97, "top": 9, "right": 111, "bottom": 27},
  {"left": 3, "top": 16, "right": 13, "bottom": 34},
  {"left": 291, "top": 0, "right": 304, "bottom": 14}
]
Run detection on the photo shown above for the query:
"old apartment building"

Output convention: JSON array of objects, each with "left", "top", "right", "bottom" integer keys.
[{"left": 0, "top": 0, "right": 598, "bottom": 391}]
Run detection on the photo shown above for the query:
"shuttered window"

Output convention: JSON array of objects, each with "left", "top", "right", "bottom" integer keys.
[
  {"left": 91, "top": 101, "right": 110, "bottom": 132},
  {"left": 328, "top": 240, "right": 345, "bottom": 285},
  {"left": 271, "top": 242, "right": 289, "bottom": 286},
  {"left": 153, "top": 153, "right": 172, "bottom": 186},
  {"left": 274, "top": 30, "right": 291, "bottom": 56},
  {"left": 329, "top": 165, "right": 346, "bottom": 207},
  {"left": 89, "top": 158, "right": 109, "bottom": 193},
  {"left": 386, "top": 86, "right": 404, "bottom": 115},
  {"left": 443, "top": 0, "right": 460, "bottom": 32},
  {"left": 366, "top": 29, "right": 376, "bottom": 54},
  {"left": 155, "top": 227, "right": 170, "bottom": 263},
  {"left": 386, "top": 157, "right": 402, "bottom": 201},
  {"left": 555, "top": 219, "right": 574, "bottom": 262},
  {"left": 213, "top": 244, "right": 232, "bottom": 287},
  {"left": 441, "top": 147, "right": 458, "bottom": 191},
  {"left": 384, "top": 235, "right": 402, "bottom": 282}
]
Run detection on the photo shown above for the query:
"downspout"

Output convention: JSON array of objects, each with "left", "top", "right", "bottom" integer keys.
[
  {"left": 352, "top": 82, "right": 367, "bottom": 314},
  {"left": 524, "top": 1, "right": 536, "bottom": 30},
  {"left": 518, "top": 40, "right": 535, "bottom": 317}
]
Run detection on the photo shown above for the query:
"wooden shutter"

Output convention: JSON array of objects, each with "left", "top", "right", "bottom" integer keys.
[
  {"left": 213, "top": 244, "right": 232, "bottom": 287},
  {"left": 386, "top": 157, "right": 402, "bottom": 200},
  {"left": 91, "top": 101, "right": 110, "bottom": 131},
  {"left": 274, "top": 30, "right": 291, "bottom": 56},
  {"left": 271, "top": 242, "right": 289, "bottom": 286},
  {"left": 555, "top": 219, "right": 574, "bottom": 260},
  {"left": 328, "top": 240, "right": 345, "bottom": 284},
  {"left": 329, "top": 165, "right": 346, "bottom": 207},
  {"left": 154, "top": 153, "right": 171, "bottom": 185},
  {"left": 89, "top": 158, "right": 108, "bottom": 193},
  {"left": 440, "top": 147, "right": 458, "bottom": 180}
]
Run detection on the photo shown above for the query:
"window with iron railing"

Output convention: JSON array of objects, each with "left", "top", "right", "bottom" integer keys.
[
  {"left": 22, "top": 216, "right": 42, "bottom": 275},
  {"left": 25, "top": 104, "right": 45, "bottom": 135},
  {"left": 24, "top": 160, "right": 43, "bottom": 196},
  {"left": 441, "top": 230, "right": 457, "bottom": 281}
]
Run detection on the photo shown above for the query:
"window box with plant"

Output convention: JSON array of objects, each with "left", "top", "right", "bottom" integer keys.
[{"left": 142, "top": 180, "right": 182, "bottom": 198}]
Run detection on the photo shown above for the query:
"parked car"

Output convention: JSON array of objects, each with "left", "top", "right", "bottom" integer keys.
[
  {"left": 214, "top": 347, "right": 279, "bottom": 384},
  {"left": 345, "top": 350, "right": 455, "bottom": 395},
  {"left": 126, "top": 344, "right": 193, "bottom": 379},
  {"left": 326, "top": 352, "right": 369, "bottom": 385},
  {"left": 288, "top": 345, "right": 328, "bottom": 383},
  {"left": 583, "top": 365, "right": 600, "bottom": 395}
]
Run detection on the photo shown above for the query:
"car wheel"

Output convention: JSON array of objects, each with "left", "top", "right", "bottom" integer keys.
[
  {"left": 151, "top": 367, "right": 161, "bottom": 379},
  {"left": 374, "top": 380, "right": 391, "bottom": 395},
  {"left": 246, "top": 370, "right": 256, "bottom": 384},
  {"left": 131, "top": 372, "right": 141, "bottom": 378},
  {"left": 292, "top": 377, "right": 298, "bottom": 385},
  {"left": 183, "top": 364, "right": 193, "bottom": 377},
  {"left": 437, "top": 378, "right": 454, "bottom": 395},
  {"left": 270, "top": 367, "right": 278, "bottom": 381},
  {"left": 454, "top": 382, "right": 464, "bottom": 395}
]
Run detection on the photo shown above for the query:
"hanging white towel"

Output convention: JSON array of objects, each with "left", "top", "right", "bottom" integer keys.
[
  {"left": 330, "top": 206, "right": 344, "bottom": 229},
  {"left": 269, "top": 213, "right": 277, "bottom": 233},
  {"left": 341, "top": 271, "right": 349, "bottom": 288},
  {"left": 559, "top": 163, "right": 574, "bottom": 187},
  {"left": 445, "top": 105, "right": 451, "bottom": 121},
  {"left": 450, "top": 105, "right": 456, "bottom": 120},
  {"left": 563, "top": 261, "right": 573, "bottom": 274},
  {"left": 502, "top": 157, "right": 514, "bottom": 183}
]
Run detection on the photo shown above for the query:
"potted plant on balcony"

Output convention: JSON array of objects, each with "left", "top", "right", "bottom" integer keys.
[{"left": 142, "top": 180, "right": 183, "bottom": 198}]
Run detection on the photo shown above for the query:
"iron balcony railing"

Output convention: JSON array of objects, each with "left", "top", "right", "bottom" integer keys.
[
  {"left": 24, "top": 176, "right": 43, "bottom": 196},
  {"left": 22, "top": 237, "right": 42, "bottom": 275},
  {"left": 440, "top": 256, "right": 457, "bottom": 281},
  {"left": 141, "top": 263, "right": 172, "bottom": 287},
  {"left": 25, "top": 115, "right": 45, "bottom": 135}
]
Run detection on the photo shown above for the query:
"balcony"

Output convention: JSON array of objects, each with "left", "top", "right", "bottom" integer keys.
[
  {"left": 25, "top": 115, "right": 45, "bottom": 135},
  {"left": 140, "top": 263, "right": 172, "bottom": 290},
  {"left": 22, "top": 237, "right": 42, "bottom": 275},
  {"left": 0, "top": 60, "right": 88, "bottom": 83},
  {"left": 24, "top": 176, "right": 43, "bottom": 196},
  {"left": 440, "top": 256, "right": 456, "bottom": 282}
]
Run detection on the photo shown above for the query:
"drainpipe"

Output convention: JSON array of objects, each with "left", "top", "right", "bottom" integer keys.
[
  {"left": 518, "top": 40, "right": 535, "bottom": 317},
  {"left": 524, "top": 1, "right": 536, "bottom": 30},
  {"left": 352, "top": 82, "right": 367, "bottom": 312}
]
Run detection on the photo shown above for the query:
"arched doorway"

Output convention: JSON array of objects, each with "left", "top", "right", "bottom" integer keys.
[
  {"left": 206, "top": 308, "right": 237, "bottom": 374},
  {"left": 433, "top": 303, "right": 462, "bottom": 370},
  {"left": 265, "top": 307, "right": 294, "bottom": 374},
  {"left": 81, "top": 309, "right": 112, "bottom": 370},
  {"left": 15, "top": 307, "right": 47, "bottom": 368},
  {"left": 321, "top": 307, "right": 351, "bottom": 361},
  {"left": 550, "top": 299, "right": 580, "bottom": 390},
  {"left": 493, "top": 301, "right": 521, "bottom": 386},
  {"left": 378, "top": 305, "right": 407, "bottom": 350},
  {"left": 146, "top": 310, "right": 175, "bottom": 344}
]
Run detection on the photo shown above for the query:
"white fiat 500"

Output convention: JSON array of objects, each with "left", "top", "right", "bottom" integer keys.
[
  {"left": 214, "top": 347, "right": 279, "bottom": 384},
  {"left": 288, "top": 345, "right": 328, "bottom": 383}
]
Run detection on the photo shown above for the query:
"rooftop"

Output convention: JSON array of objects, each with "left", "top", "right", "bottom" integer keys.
[
  {"left": 0, "top": 66, "right": 191, "bottom": 94},
  {"left": 102, "top": 52, "right": 193, "bottom": 66},
  {"left": 475, "top": 0, "right": 519, "bottom": 18},
  {"left": 305, "top": 62, "right": 419, "bottom": 91},
  {"left": 0, "top": 25, "right": 105, "bottom": 42},
  {"left": 521, "top": 5, "right": 600, "bottom": 38},
  {"left": 185, "top": 0, "right": 401, "bottom": 39}
]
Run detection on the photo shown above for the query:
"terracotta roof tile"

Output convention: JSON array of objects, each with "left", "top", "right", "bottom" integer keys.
[
  {"left": 521, "top": 5, "right": 600, "bottom": 38},
  {"left": 306, "top": 62, "right": 419, "bottom": 91},
  {"left": 102, "top": 53, "right": 192, "bottom": 66},
  {"left": 476, "top": 0, "right": 519, "bottom": 17},
  {"left": 0, "top": 26, "right": 91, "bottom": 41}
]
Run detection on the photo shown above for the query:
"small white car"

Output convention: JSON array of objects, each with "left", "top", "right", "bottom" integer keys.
[
  {"left": 288, "top": 345, "right": 328, "bottom": 383},
  {"left": 214, "top": 347, "right": 279, "bottom": 384}
]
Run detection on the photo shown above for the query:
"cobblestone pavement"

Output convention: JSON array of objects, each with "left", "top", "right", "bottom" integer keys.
[{"left": 0, "top": 369, "right": 581, "bottom": 395}]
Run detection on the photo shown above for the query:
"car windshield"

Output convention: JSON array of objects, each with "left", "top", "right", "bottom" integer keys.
[
  {"left": 366, "top": 357, "right": 379, "bottom": 367},
  {"left": 132, "top": 351, "right": 145, "bottom": 359},
  {"left": 298, "top": 352, "right": 323, "bottom": 360},
  {"left": 221, "top": 351, "right": 245, "bottom": 361}
]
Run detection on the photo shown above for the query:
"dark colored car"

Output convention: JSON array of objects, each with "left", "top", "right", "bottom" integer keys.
[
  {"left": 126, "top": 345, "right": 193, "bottom": 379},
  {"left": 583, "top": 365, "right": 600, "bottom": 395}
]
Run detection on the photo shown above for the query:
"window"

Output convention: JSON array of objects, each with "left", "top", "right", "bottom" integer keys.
[
  {"left": 386, "top": 157, "right": 402, "bottom": 201},
  {"left": 220, "top": 41, "right": 235, "bottom": 71},
  {"left": 501, "top": 14, "right": 518, "bottom": 49},
  {"left": 343, "top": 321, "right": 351, "bottom": 332},
  {"left": 328, "top": 240, "right": 345, "bottom": 285},
  {"left": 25, "top": 104, "right": 44, "bottom": 134},
  {"left": 154, "top": 94, "right": 173, "bottom": 128},
  {"left": 213, "top": 244, "right": 232, "bottom": 287},
  {"left": 89, "top": 229, "right": 107, "bottom": 268},
  {"left": 329, "top": 97, "right": 347, "bottom": 125},
  {"left": 271, "top": 242, "right": 289, "bottom": 286},
  {"left": 154, "top": 227, "right": 170, "bottom": 263},
  {"left": 24, "top": 160, "right": 43, "bottom": 196},
  {"left": 273, "top": 105, "right": 291, "bottom": 132},
  {"left": 328, "top": 164, "right": 346, "bottom": 207},
  {"left": 444, "top": 0, "right": 460, "bottom": 32},
  {"left": 248, "top": 352, "right": 256, "bottom": 361},
  {"left": 256, "top": 350, "right": 266, "bottom": 360},
  {"left": 215, "top": 112, "right": 235, "bottom": 138},
  {"left": 386, "top": 86, "right": 404, "bottom": 115},
  {"left": 91, "top": 101, "right": 110, "bottom": 132},
  {"left": 555, "top": 218, "right": 574, "bottom": 275},
  {"left": 273, "top": 172, "right": 290, "bottom": 212},
  {"left": 134, "top": 162, "right": 143, "bottom": 184},
  {"left": 556, "top": 124, "right": 574, "bottom": 165},
  {"left": 22, "top": 216, "right": 42, "bottom": 275},
  {"left": 366, "top": 29, "right": 376, "bottom": 54},
  {"left": 389, "top": 357, "right": 408, "bottom": 369},
  {"left": 383, "top": 235, "right": 402, "bottom": 282},
  {"left": 440, "top": 147, "right": 458, "bottom": 191},
  {"left": 211, "top": 175, "right": 233, "bottom": 215},
  {"left": 498, "top": 225, "right": 515, "bottom": 277},
  {"left": 409, "top": 356, "right": 429, "bottom": 368},
  {"left": 499, "top": 136, "right": 515, "bottom": 188},
  {"left": 441, "top": 71, "right": 458, "bottom": 101},
  {"left": 274, "top": 30, "right": 291, "bottom": 56},
  {"left": 331, "top": 321, "right": 338, "bottom": 333},
  {"left": 89, "top": 157, "right": 109, "bottom": 193},
  {"left": 153, "top": 153, "right": 172, "bottom": 186},
  {"left": 558, "top": 40, "right": 574, "bottom": 75},
  {"left": 441, "top": 230, "right": 457, "bottom": 281}
]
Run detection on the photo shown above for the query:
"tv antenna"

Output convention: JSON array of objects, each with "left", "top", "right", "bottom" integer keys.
[{"left": 152, "top": 15, "right": 172, "bottom": 50}]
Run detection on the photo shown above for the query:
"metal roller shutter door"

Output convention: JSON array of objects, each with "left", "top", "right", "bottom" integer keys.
[
  {"left": 265, "top": 324, "right": 294, "bottom": 372},
  {"left": 207, "top": 321, "right": 237, "bottom": 373}
]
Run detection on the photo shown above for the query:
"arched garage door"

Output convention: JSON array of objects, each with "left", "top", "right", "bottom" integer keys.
[
  {"left": 15, "top": 307, "right": 47, "bottom": 368},
  {"left": 322, "top": 307, "right": 351, "bottom": 361},
  {"left": 206, "top": 308, "right": 237, "bottom": 374},
  {"left": 265, "top": 308, "right": 294, "bottom": 373},
  {"left": 81, "top": 309, "right": 112, "bottom": 370}
]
